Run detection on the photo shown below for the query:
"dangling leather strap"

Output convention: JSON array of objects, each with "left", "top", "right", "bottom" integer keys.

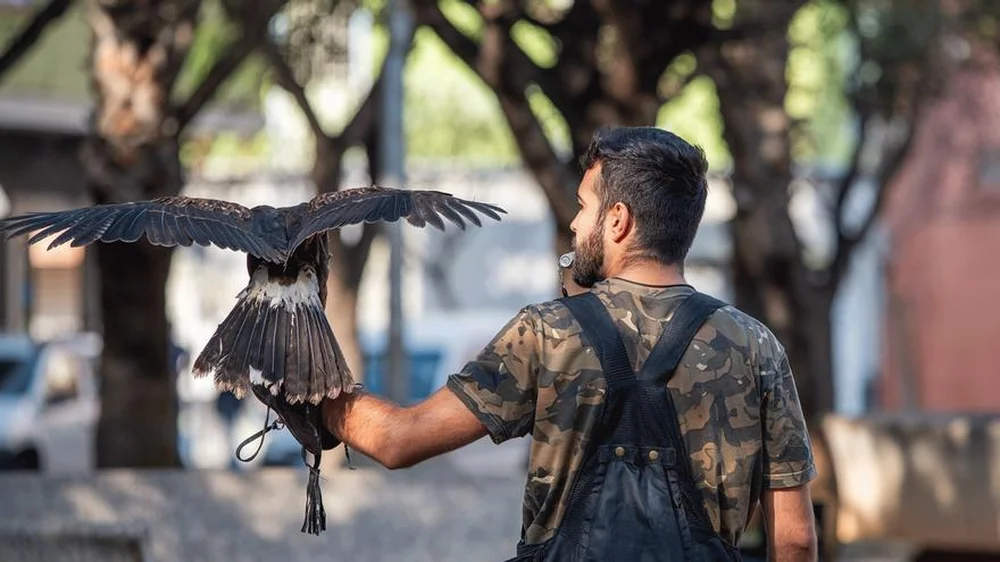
[{"left": 235, "top": 407, "right": 284, "bottom": 463}]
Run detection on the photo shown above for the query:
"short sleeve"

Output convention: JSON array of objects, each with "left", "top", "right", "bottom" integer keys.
[
  {"left": 760, "top": 346, "right": 818, "bottom": 489},
  {"left": 446, "top": 307, "right": 540, "bottom": 444}
]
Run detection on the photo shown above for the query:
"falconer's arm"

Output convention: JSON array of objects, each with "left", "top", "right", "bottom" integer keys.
[
  {"left": 321, "top": 307, "right": 542, "bottom": 469},
  {"left": 321, "top": 387, "right": 488, "bottom": 469}
]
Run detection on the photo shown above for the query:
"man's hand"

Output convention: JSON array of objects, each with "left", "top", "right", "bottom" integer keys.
[
  {"left": 762, "top": 484, "right": 818, "bottom": 562},
  {"left": 321, "top": 385, "right": 489, "bottom": 469}
]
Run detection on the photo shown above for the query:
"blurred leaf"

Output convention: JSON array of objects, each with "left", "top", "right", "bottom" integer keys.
[
  {"left": 439, "top": 0, "right": 483, "bottom": 40},
  {"left": 657, "top": 76, "right": 731, "bottom": 172},
  {"left": 511, "top": 20, "right": 559, "bottom": 69},
  {"left": 403, "top": 28, "right": 519, "bottom": 163},
  {"left": 172, "top": 0, "right": 267, "bottom": 111},
  {"left": 786, "top": 0, "right": 855, "bottom": 167}
]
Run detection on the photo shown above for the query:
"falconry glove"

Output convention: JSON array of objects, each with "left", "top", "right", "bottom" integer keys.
[{"left": 236, "top": 382, "right": 358, "bottom": 536}]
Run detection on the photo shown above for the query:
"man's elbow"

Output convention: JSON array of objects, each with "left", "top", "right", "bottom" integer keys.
[
  {"left": 379, "top": 447, "right": 418, "bottom": 470},
  {"left": 376, "top": 436, "right": 424, "bottom": 470},
  {"left": 773, "top": 527, "right": 818, "bottom": 561}
]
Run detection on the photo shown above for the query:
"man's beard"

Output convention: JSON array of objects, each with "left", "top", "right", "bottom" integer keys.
[{"left": 571, "top": 225, "right": 605, "bottom": 288}]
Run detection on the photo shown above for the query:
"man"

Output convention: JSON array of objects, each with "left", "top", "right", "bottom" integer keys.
[{"left": 321, "top": 127, "right": 818, "bottom": 561}]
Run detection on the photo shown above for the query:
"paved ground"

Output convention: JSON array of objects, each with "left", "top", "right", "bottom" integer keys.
[
  {"left": 0, "top": 437, "right": 529, "bottom": 562},
  {"left": 0, "top": 436, "right": 917, "bottom": 561}
]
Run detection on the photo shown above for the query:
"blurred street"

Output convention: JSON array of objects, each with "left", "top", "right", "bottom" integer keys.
[
  {"left": 0, "top": 437, "right": 528, "bottom": 562},
  {"left": 0, "top": 436, "right": 919, "bottom": 562}
]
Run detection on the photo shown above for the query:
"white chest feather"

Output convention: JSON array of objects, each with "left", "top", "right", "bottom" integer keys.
[{"left": 240, "top": 266, "right": 322, "bottom": 309}]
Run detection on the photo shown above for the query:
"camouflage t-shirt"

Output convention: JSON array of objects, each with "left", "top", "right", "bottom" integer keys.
[{"left": 446, "top": 278, "right": 817, "bottom": 547}]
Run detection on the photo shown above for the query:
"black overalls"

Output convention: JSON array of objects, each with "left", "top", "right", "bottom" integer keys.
[{"left": 509, "top": 290, "right": 743, "bottom": 561}]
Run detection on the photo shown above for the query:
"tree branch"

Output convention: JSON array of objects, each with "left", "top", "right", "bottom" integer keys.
[
  {"left": 708, "top": 4, "right": 803, "bottom": 44},
  {"left": 260, "top": 37, "right": 328, "bottom": 141},
  {"left": 414, "top": 0, "right": 566, "bottom": 108},
  {"left": 832, "top": 107, "right": 871, "bottom": 220},
  {"left": 174, "top": 0, "right": 286, "bottom": 133},
  {"left": 414, "top": 0, "right": 576, "bottom": 230},
  {"left": 497, "top": 86, "right": 578, "bottom": 229},
  {"left": 174, "top": 36, "right": 257, "bottom": 132},
  {"left": 829, "top": 78, "right": 926, "bottom": 283},
  {"left": 0, "top": 0, "right": 73, "bottom": 84},
  {"left": 657, "top": 68, "right": 702, "bottom": 103},
  {"left": 336, "top": 72, "right": 383, "bottom": 149},
  {"left": 854, "top": 118, "right": 917, "bottom": 242}
]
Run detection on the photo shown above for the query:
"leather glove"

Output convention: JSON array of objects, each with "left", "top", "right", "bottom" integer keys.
[{"left": 250, "top": 383, "right": 342, "bottom": 456}]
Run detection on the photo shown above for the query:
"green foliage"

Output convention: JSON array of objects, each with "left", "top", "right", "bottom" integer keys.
[
  {"left": 526, "top": 83, "right": 571, "bottom": 158},
  {"left": 393, "top": 0, "right": 861, "bottom": 174},
  {"left": 172, "top": 0, "right": 270, "bottom": 110},
  {"left": 402, "top": 27, "right": 520, "bottom": 164},
  {"left": 786, "top": 0, "right": 856, "bottom": 167},
  {"left": 512, "top": 20, "right": 558, "bottom": 69},
  {"left": 244, "top": 0, "right": 881, "bottom": 175},
  {"left": 439, "top": 0, "right": 483, "bottom": 40},
  {"left": 713, "top": 0, "right": 737, "bottom": 29},
  {"left": 654, "top": 52, "right": 720, "bottom": 167},
  {"left": 356, "top": 1, "right": 523, "bottom": 164},
  {"left": 657, "top": 76, "right": 731, "bottom": 172},
  {"left": 658, "top": 0, "right": 862, "bottom": 173},
  {"left": 180, "top": 130, "right": 271, "bottom": 170}
]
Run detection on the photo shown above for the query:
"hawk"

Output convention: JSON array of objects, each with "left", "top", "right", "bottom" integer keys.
[{"left": 0, "top": 186, "right": 506, "bottom": 534}]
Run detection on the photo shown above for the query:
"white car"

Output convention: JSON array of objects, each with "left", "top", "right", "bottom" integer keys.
[{"left": 0, "top": 333, "right": 101, "bottom": 473}]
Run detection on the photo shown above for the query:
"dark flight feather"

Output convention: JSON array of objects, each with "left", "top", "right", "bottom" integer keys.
[
  {"left": 0, "top": 188, "right": 504, "bottom": 266},
  {"left": 0, "top": 197, "right": 284, "bottom": 262},
  {"left": 287, "top": 187, "right": 506, "bottom": 251}
]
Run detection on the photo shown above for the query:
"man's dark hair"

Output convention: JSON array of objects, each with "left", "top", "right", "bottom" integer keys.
[{"left": 581, "top": 126, "right": 709, "bottom": 266}]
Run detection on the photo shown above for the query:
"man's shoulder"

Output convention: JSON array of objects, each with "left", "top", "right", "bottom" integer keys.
[
  {"left": 517, "top": 294, "right": 581, "bottom": 331},
  {"left": 702, "top": 300, "right": 787, "bottom": 362},
  {"left": 516, "top": 286, "right": 788, "bottom": 363}
]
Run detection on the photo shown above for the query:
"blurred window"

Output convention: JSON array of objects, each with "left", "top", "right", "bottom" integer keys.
[{"left": 0, "top": 348, "right": 36, "bottom": 395}]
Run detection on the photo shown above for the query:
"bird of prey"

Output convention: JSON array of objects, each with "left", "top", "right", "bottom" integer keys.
[
  {"left": 0, "top": 187, "right": 504, "bottom": 405},
  {"left": 0, "top": 187, "right": 505, "bottom": 534}
]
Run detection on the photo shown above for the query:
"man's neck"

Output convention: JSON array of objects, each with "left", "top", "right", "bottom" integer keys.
[{"left": 609, "top": 258, "right": 686, "bottom": 287}]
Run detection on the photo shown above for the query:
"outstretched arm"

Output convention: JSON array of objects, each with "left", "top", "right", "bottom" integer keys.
[
  {"left": 322, "top": 306, "right": 542, "bottom": 469},
  {"left": 321, "top": 386, "right": 488, "bottom": 469}
]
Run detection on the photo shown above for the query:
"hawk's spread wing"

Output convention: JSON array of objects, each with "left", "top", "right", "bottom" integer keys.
[
  {"left": 0, "top": 196, "right": 283, "bottom": 261},
  {"left": 288, "top": 187, "right": 506, "bottom": 250}
]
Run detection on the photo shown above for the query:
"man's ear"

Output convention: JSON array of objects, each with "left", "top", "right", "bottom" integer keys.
[{"left": 606, "top": 202, "right": 632, "bottom": 243}]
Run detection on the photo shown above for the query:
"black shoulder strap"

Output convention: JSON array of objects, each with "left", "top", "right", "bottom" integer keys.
[
  {"left": 639, "top": 292, "right": 727, "bottom": 384},
  {"left": 559, "top": 292, "right": 633, "bottom": 385}
]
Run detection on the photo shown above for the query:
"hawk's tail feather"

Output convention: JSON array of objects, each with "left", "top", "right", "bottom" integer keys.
[{"left": 192, "top": 268, "right": 354, "bottom": 405}]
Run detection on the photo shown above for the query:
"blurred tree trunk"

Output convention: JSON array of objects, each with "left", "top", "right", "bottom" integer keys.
[
  {"left": 700, "top": 0, "right": 836, "bottom": 416},
  {"left": 82, "top": 0, "right": 199, "bottom": 467},
  {"left": 705, "top": 0, "right": 934, "bottom": 418},
  {"left": 83, "top": 0, "right": 278, "bottom": 466}
]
